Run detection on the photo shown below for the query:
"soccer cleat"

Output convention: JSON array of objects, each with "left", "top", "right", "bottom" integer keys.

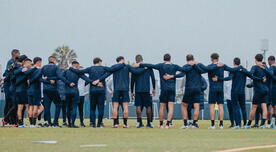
[
  {"left": 219, "top": 125, "right": 224, "bottom": 129},
  {"left": 29, "top": 125, "right": 35, "bottom": 128},
  {"left": 90, "top": 124, "right": 96, "bottom": 128},
  {"left": 191, "top": 124, "right": 199, "bottom": 129},
  {"left": 232, "top": 126, "right": 240, "bottom": 129},
  {"left": 259, "top": 125, "right": 266, "bottom": 129},
  {"left": 113, "top": 124, "right": 119, "bottom": 128},
  {"left": 242, "top": 125, "right": 251, "bottom": 129},
  {"left": 62, "top": 122, "right": 68, "bottom": 126},
  {"left": 123, "top": 124, "right": 129, "bottom": 128},
  {"left": 208, "top": 126, "right": 216, "bottom": 129},
  {"left": 146, "top": 123, "right": 154, "bottom": 128},
  {"left": 252, "top": 124, "right": 259, "bottom": 128},
  {"left": 18, "top": 125, "right": 27, "bottom": 128},
  {"left": 97, "top": 124, "right": 104, "bottom": 128},
  {"left": 180, "top": 125, "right": 189, "bottom": 129},
  {"left": 159, "top": 125, "right": 165, "bottom": 129}
]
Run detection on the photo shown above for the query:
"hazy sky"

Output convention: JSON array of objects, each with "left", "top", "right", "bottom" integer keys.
[{"left": 1, "top": 0, "right": 276, "bottom": 71}]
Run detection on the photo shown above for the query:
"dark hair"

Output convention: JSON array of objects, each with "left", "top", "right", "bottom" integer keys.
[
  {"left": 48, "top": 56, "right": 57, "bottom": 61},
  {"left": 93, "top": 57, "right": 102, "bottom": 64},
  {"left": 116, "top": 56, "right": 124, "bottom": 62},
  {"left": 71, "top": 61, "right": 79, "bottom": 65},
  {"left": 233, "top": 57, "right": 241, "bottom": 65},
  {"left": 11, "top": 49, "right": 20, "bottom": 55},
  {"left": 268, "top": 56, "right": 275, "bottom": 61},
  {"left": 163, "top": 53, "right": 171, "bottom": 61},
  {"left": 33, "top": 57, "right": 42, "bottom": 64},
  {"left": 211, "top": 53, "right": 219, "bottom": 60},
  {"left": 135, "top": 54, "right": 143, "bottom": 63},
  {"left": 186, "top": 54, "right": 194, "bottom": 61},
  {"left": 24, "top": 58, "right": 32, "bottom": 62},
  {"left": 18, "top": 55, "right": 28, "bottom": 62},
  {"left": 255, "top": 54, "right": 263, "bottom": 62}
]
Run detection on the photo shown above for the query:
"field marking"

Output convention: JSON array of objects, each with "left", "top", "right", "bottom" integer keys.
[
  {"left": 80, "top": 144, "right": 107, "bottom": 148},
  {"left": 32, "top": 140, "right": 58, "bottom": 144},
  {"left": 215, "top": 144, "right": 276, "bottom": 152}
]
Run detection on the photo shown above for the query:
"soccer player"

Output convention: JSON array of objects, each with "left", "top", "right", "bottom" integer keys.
[
  {"left": 61, "top": 61, "right": 91, "bottom": 128},
  {"left": 197, "top": 53, "right": 241, "bottom": 129},
  {"left": 70, "top": 57, "right": 125, "bottom": 128},
  {"left": 244, "top": 54, "right": 269, "bottom": 129},
  {"left": 227, "top": 58, "right": 264, "bottom": 129},
  {"left": 264, "top": 56, "right": 276, "bottom": 128},
  {"left": 2, "top": 49, "right": 20, "bottom": 126},
  {"left": 41, "top": 56, "right": 64, "bottom": 127},
  {"left": 14, "top": 56, "right": 30, "bottom": 127},
  {"left": 137, "top": 53, "right": 193, "bottom": 128},
  {"left": 131, "top": 55, "right": 156, "bottom": 128},
  {"left": 25, "top": 57, "right": 44, "bottom": 127}
]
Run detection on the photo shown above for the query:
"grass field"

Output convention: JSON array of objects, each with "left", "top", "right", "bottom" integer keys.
[{"left": 0, "top": 119, "right": 275, "bottom": 152}]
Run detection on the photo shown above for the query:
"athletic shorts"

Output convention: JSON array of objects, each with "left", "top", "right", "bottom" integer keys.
[
  {"left": 208, "top": 90, "right": 224, "bottom": 104},
  {"left": 112, "top": 90, "right": 130, "bottom": 103},
  {"left": 159, "top": 90, "right": 175, "bottom": 103},
  {"left": 28, "top": 94, "right": 42, "bottom": 106},
  {"left": 252, "top": 91, "right": 268, "bottom": 105},
  {"left": 16, "top": 91, "right": 28, "bottom": 105},
  {"left": 135, "top": 92, "right": 152, "bottom": 107},
  {"left": 182, "top": 88, "right": 201, "bottom": 104}
]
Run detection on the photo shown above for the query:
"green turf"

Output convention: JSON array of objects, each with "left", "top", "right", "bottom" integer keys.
[{"left": 0, "top": 119, "right": 275, "bottom": 152}]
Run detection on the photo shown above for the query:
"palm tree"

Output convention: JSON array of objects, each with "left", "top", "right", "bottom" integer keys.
[{"left": 52, "top": 45, "right": 77, "bottom": 69}]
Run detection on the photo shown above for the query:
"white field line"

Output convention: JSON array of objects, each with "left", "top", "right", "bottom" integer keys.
[
  {"left": 32, "top": 140, "right": 58, "bottom": 144},
  {"left": 80, "top": 144, "right": 107, "bottom": 148},
  {"left": 215, "top": 144, "right": 276, "bottom": 152}
]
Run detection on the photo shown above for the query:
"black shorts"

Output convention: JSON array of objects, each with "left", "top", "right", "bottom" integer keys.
[
  {"left": 159, "top": 90, "right": 175, "bottom": 103},
  {"left": 182, "top": 88, "right": 201, "bottom": 104},
  {"left": 112, "top": 90, "right": 130, "bottom": 103},
  {"left": 16, "top": 91, "right": 28, "bottom": 105},
  {"left": 208, "top": 90, "right": 224, "bottom": 104},
  {"left": 135, "top": 92, "right": 152, "bottom": 107},
  {"left": 253, "top": 91, "right": 269, "bottom": 105},
  {"left": 28, "top": 94, "right": 42, "bottom": 106}
]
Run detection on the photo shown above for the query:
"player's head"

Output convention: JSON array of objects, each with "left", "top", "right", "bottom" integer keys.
[
  {"left": 268, "top": 56, "right": 275, "bottom": 66},
  {"left": 93, "top": 57, "right": 102, "bottom": 65},
  {"left": 23, "top": 58, "right": 32, "bottom": 68},
  {"left": 116, "top": 56, "right": 125, "bottom": 63},
  {"left": 186, "top": 54, "right": 194, "bottom": 62},
  {"left": 33, "top": 57, "right": 42, "bottom": 67},
  {"left": 17, "top": 55, "right": 28, "bottom": 65},
  {"left": 135, "top": 54, "right": 143, "bottom": 63},
  {"left": 71, "top": 61, "right": 79, "bottom": 68},
  {"left": 233, "top": 57, "right": 241, "bottom": 66},
  {"left": 11, "top": 49, "right": 20, "bottom": 58},
  {"left": 210, "top": 53, "right": 219, "bottom": 62},
  {"left": 48, "top": 56, "right": 57, "bottom": 64},
  {"left": 255, "top": 54, "right": 263, "bottom": 63},
  {"left": 163, "top": 53, "right": 171, "bottom": 62}
]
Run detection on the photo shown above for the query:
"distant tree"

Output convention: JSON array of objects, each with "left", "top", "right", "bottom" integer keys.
[{"left": 52, "top": 45, "right": 77, "bottom": 69}]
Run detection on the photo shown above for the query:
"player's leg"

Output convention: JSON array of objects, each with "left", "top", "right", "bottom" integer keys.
[
  {"left": 28, "top": 105, "right": 34, "bottom": 126},
  {"left": 53, "top": 91, "right": 62, "bottom": 127},
  {"left": 135, "top": 93, "right": 143, "bottom": 128},
  {"left": 209, "top": 104, "right": 215, "bottom": 129},
  {"left": 259, "top": 102, "right": 268, "bottom": 128},
  {"left": 159, "top": 103, "right": 166, "bottom": 128},
  {"left": 122, "top": 102, "right": 129, "bottom": 128},
  {"left": 239, "top": 93, "right": 247, "bottom": 126},
  {"left": 181, "top": 102, "right": 189, "bottom": 129},
  {"left": 145, "top": 93, "right": 153, "bottom": 128},
  {"left": 43, "top": 90, "right": 52, "bottom": 126},
  {"left": 166, "top": 102, "right": 174, "bottom": 128},
  {"left": 78, "top": 96, "right": 85, "bottom": 127},
  {"left": 226, "top": 99, "right": 234, "bottom": 127},
  {"left": 97, "top": 92, "right": 105, "bottom": 128},
  {"left": 70, "top": 93, "right": 79, "bottom": 128},
  {"left": 245, "top": 104, "right": 258, "bottom": 128},
  {"left": 112, "top": 102, "right": 119, "bottom": 128},
  {"left": 193, "top": 103, "right": 200, "bottom": 128}
]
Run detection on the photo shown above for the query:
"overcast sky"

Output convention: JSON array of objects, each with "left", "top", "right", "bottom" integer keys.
[{"left": 0, "top": 0, "right": 275, "bottom": 71}]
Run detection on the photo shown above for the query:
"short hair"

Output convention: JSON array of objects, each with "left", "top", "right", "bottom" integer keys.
[
  {"left": 116, "top": 56, "right": 124, "bottom": 62},
  {"left": 18, "top": 55, "right": 28, "bottom": 62},
  {"left": 33, "top": 57, "right": 42, "bottom": 64},
  {"left": 135, "top": 54, "right": 143, "bottom": 63},
  {"left": 163, "top": 53, "right": 171, "bottom": 61},
  {"left": 268, "top": 56, "right": 275, "bottom": 61},
  {"left": 11, "top": 49, "right": 20, "bottom": 55},
  {"left": 211, "top": 53, "right": 219, "bottom": 60},
  {"left": 186, "top": 54, "right": 194, "bottom": 61},
  {"left": 255, "top": 54, "right": 263, "bottom": 62},
  {"left": 24, "top": 58, "right": 32, "bottom": 62},
  {"left": 48, "top": 56, "right": 57, "bottom": 61},
  {"left": 71, "top": 61, "right": 79, "bottom": 65},
  {"left": 233, "top": 57, "right": 241, "bottom": 65},
  {"left": 93, "top": 57, "right": 102, "bottom": 64}
]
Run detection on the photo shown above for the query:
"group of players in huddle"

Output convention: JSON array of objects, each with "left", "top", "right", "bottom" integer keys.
[{"left": 1, "top": 49, "right": 276, "bottom": 129}]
